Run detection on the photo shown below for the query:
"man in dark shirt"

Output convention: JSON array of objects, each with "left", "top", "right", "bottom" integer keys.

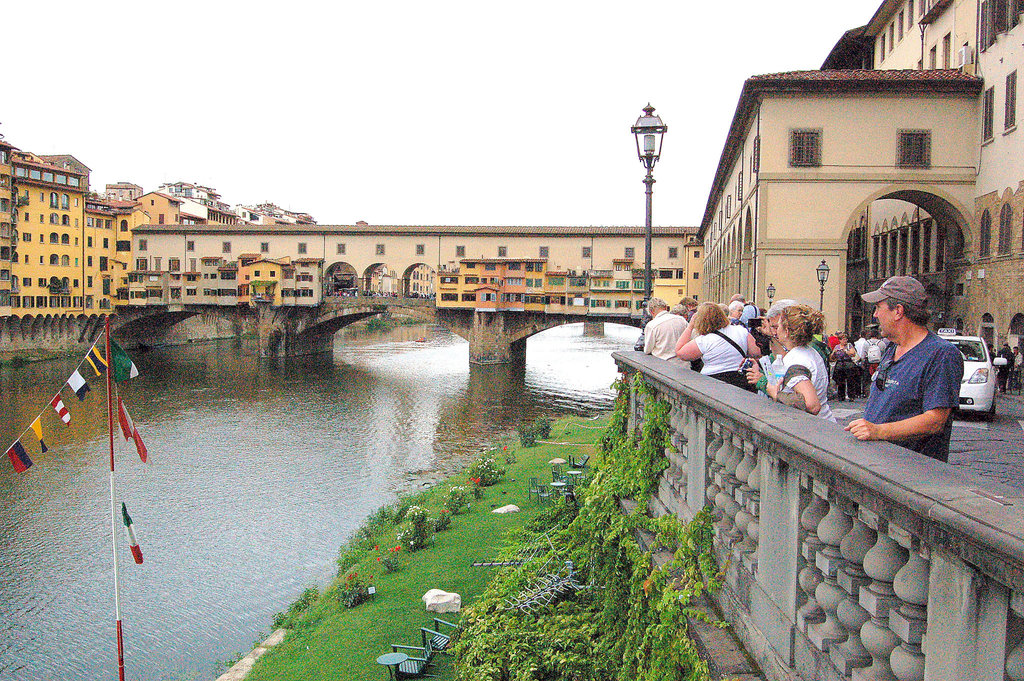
[{"left": 845, "top": 276, "right": 963, "bottom": 462}]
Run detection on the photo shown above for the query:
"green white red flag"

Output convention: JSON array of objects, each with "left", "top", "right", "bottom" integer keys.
[{"left": 121, "top": 502, "right": 143, "bottom": 565}]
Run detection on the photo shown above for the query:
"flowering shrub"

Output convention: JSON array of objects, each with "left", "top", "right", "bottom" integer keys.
[
  {"left": 374, "top": 544, "right": 401, "bottom": 573},
  {"left": 433, "top": 509, "right": 452, "bottom": 532},
  {"left": 445, "top": 486, "right": 469, "bottom": 514},
  {"left": 468, "top": 477, "right": 485, "bottom": 500},
  {"left": 468, "top": 456, "right": 505, "bottom": 486},
  {"left": 396, "top": 505, "right": 432, "bottom": 551},
  {"left": 338, "top": 570, "right": 373, "bottom": 608}
]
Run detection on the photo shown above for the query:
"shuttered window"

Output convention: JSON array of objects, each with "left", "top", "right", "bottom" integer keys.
[
  {"left": 1007, "top": 71, "right": 1018, "bottom": 130},
  {"left": 984, "top": 87, "right": 996, "bottom": 140}
]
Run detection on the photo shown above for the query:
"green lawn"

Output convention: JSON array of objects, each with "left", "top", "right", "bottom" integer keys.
[{"left": 245, "top": 414, "right": 608, "bottom": 681}]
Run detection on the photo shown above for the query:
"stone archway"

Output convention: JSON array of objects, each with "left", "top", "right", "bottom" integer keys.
[
  {"left": 981, "top": 312, "right": 996, "bottom": 347},
  {"left": 400, "top": 262, "right": 435, "bottom": 299},
  {"left": 1009, "top": 313, "right": 1024, "bottom": 350},
  {"left": 324, "top": 261, "right": 358, "bottom": 297},
  {"left": 362, "top": 263, "right": 396, "bottom": 296}
]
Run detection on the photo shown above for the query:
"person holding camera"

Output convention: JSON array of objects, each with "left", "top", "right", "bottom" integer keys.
[
  {"left": 675, "top": 301, "right": 761, "bottom": 391},
  {"left": 745, "top": 304, "right": 836, "bottom": 421}
]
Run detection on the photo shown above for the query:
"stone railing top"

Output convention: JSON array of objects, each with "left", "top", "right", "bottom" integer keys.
[{"left": 614, "top": 351, "right": 1024, "bottom": 590}]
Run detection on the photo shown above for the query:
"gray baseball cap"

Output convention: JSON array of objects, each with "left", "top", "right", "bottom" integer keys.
[{"left": 861, "top": 276, "right": 928, "bottom": 308}]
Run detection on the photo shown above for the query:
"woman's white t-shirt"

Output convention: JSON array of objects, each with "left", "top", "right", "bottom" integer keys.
[
  {"left": 693, "top": 325, "right": 751, "bottom": 376},
  {"left": 780, "top": 345, "right": 836, "bottom": 422}
]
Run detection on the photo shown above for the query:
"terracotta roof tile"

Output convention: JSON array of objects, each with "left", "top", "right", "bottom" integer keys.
[{"left": 748, "top": 69, "right": 980, "bottom": 84}]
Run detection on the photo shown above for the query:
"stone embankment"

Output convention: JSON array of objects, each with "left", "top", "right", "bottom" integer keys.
[{"left": 216, "top": 630, "right": 287, "bottom": 681}]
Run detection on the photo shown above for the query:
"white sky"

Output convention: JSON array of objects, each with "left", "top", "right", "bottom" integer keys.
[{"left": 5, "top": 1, "right": 880, "bottom": 227}]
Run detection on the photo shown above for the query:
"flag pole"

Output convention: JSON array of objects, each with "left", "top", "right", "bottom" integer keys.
[{"left": 105, "top": 318, "right": 126, "bottom": 681}]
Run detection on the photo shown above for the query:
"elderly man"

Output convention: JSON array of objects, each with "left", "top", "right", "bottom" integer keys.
[
  {"left": 643, "top": 297, "right": 687, "bottom": 361},
  {"left": 727, "top": 300, "right": 745, "bottom": 325},
  {"left": 845, "top": 276, "right": 963, "bottom": 462}
]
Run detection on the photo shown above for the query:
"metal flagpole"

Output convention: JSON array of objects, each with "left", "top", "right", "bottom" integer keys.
[{"left": 105, "top": 317, "right": 126, "bottom": 681}]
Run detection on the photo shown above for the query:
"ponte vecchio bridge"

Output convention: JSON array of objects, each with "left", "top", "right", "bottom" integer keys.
[{"left": 119, "top": 223, "right": 701, "bottom": 363}]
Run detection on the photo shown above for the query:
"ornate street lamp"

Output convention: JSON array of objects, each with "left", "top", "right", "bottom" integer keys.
[
  {"left": 767, "top": 282, "right": 776, "bottom": 306},
  {"left": 632, "top": 104, "right": 667, "bottom": 303},
  {"left": 816, "top": 260, "right": 830, "bottom": 311}
]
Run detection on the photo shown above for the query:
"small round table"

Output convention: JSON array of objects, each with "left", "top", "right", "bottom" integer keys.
[
  {"left": 566, "top": 469, "right": 584, "bottom": 479},
  {"left": 376, "top": 652, "right": 409, "bottom": 680}
]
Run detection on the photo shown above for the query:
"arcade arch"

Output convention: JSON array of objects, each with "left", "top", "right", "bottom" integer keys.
[{"left": 324, "top": 261, "right": 358, "bottom": 296}]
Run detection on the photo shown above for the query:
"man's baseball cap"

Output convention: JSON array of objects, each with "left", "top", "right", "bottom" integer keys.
[{"left": 861, "top": 276, "right": 928, "bottom": 308}]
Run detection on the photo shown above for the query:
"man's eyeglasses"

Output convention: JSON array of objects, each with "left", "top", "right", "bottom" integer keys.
[{"left": 875, "top": 357, "right": 893, "bottom": 391}]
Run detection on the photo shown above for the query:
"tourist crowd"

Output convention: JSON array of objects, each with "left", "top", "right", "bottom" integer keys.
[{"left": 637, "top": 276, "right": 964, "bottom": 462}]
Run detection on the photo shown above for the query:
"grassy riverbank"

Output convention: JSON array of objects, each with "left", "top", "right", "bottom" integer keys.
[{"left": 244, "top": 414, "right": 608, "bottom": 681}]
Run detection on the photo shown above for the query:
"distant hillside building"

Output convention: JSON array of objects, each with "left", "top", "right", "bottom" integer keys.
[
  {"left": 105, "top": 182, "right": 143, "bottom": 202},
  {"left": 156, "top": 181, "right": 237, "bottom": 225},
  {"left": 236, "top": 202, "right": 316, "bottom": 226}
]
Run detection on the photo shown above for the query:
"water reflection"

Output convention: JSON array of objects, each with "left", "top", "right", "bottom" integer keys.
[{"left": 0, "top": 322, "right": 634, "bottom": 680}]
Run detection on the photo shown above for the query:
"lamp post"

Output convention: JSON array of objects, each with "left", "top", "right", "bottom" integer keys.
[
  {"left": 816, "top": 260, "right": 830, "bottom": 311},
  {"left": 632, "top": 104, "right": 667, "bottom": 304},
  {"left": 767, "top": 282, "right": 776, "bottom": 306}
]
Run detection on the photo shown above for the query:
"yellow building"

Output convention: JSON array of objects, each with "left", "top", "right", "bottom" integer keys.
[
  {"left": 85, "top": 196, "right": 139, "bottom": 311},
  {"left": 0, "top": 138, "right": 16, "bottom": 315},
  {"left": 11, "top": 152, "right": 89, "bottom": 313},
  {"left": 652, "top": 239, "right": 703, "bottom": 306}
]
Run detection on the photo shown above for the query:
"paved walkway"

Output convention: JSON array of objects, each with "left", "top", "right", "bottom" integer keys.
[{"left": 828, "top": 391, "right": 1024, "bottom": 489}]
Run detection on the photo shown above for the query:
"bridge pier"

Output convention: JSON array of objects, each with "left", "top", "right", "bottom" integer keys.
[
  {"left": 256, "top": 304, "right": 331, "bottom": 357},
  {"left": 583, "top": 320, "right": 605, "bottom": 337}
]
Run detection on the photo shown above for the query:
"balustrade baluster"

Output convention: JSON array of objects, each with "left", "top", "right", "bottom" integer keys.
[
  {"left": 1007, "top": 593, "right": 1024, "bottom": 681},
  {"left": 832, "top": 512, "right": 876, "bottom": 674},
  {"left": 809, "top": 495, "right": 853, "bottom": 652},
  {"left": 853, "top": 518, "right": 908, "bottom": 681},
  {"left": 705, "top": 426, "right": 725, "bottom": 512},
  {"left": 733, "top": 441, "right": 759, "bottom": 572},
  {"left": 714, "top": 434, "right": 743, "bottom": 544},
  {"left": 889, "top": 545, "right": 929, "bottom": 681},
  {"left": 797, "top": 479, "right": 829, "bottom": 632}
]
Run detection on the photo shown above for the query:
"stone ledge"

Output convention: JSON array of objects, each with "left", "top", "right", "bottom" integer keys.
[{"left": 215, "top": 628, "right": 288, "bottom": 681}]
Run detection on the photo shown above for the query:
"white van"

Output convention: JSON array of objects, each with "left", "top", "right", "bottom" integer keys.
[{"left": 936, "top": 329, "right": 1007, "bottom": 416}]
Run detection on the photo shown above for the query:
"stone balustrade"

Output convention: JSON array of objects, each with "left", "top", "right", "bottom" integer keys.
[{"left": 615, "top": 351, "right": 1024, "bottom": 681}]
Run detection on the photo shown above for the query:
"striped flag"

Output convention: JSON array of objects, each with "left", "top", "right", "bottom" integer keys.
[
  {"left": 110, "top": 340, "right": 140, "bottom": 382},
  {"left": 84, "top": 344, "right": 108, "bottom": 377},
  {"left": 6, "top": 440, "right": 32, "bottom": 473},
  {"left": 117, "top": 396, "right": 148, "bottom": 463},
  {"left": 121, "top": 503, "right": 143, "bottom": 564},
  {"left": 50, "top": 394, "right": 71, "bottom": 424},
  {"left": 67, "top": 370, "right": 90, "bottom": 400},
  {"left": 30, "top": 418, "right": 48, "bottom": 454}
]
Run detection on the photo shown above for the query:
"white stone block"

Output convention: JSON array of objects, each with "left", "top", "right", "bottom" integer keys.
[
  {"left": 492, "top": 504, "right": 520, "bottom": 514},
  {"left": 422, "top": 589, "right": 462, "bottom": 613}
]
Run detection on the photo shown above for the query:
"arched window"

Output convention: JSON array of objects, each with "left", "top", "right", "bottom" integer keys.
[
  {"left": 999, "top": 203, "right": 1013, "bottom": 254},
  {"left": 49, "top": 213, "right": 59, "bottom": 225},
  {"left": 61, "top": 234, "right": 69, "bottom": 245},
  {"left": 61, "top": 194, "right": 69, "bottom": 210},
  {"left": 49, "top": 232, "right": 59, "bottom": 244},
  {"left": 60, "top": 255, "right": 69, "bottom": 266},
  {"left": 49, "top": 254, "right": 59, "bottom": 265},
  {"left": 49, "top": 192, "right": 59, "bottom": 208},
  {"left": 120, "top": 220, "right": 128, "bottom": 232},
  {"left": 61, "top": 215, "right": 69, "bottom": 226},
  {"left": 980, "top": 209, "right": 992, "bottom": 257},
  {"left": 981, "top": 313, "right": 996, "bottom": 347}
]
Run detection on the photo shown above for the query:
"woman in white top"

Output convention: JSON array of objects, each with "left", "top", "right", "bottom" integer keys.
[
  {"left": 745, "top": 304, "right": 836, "bottom": 422},
  {"left": 675, "top": 302, "right": 761, "bottom": 391}
]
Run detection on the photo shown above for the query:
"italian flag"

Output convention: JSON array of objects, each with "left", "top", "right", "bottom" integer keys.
[{"left": 121, "top": 502, "right": 143, "bottom": 565}]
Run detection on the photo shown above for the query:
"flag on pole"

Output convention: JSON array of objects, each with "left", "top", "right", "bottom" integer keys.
[
  {"left": 6, "top": 440, "right": 32, "bottom": 473},
  {"left": 29, "top": 418, "right": 48, "bottom": 454},
  {"left": 110, "top": 340, "right": 140, "bottom": 382},
  {"left": 50, "top": 394, "right": 71, "bottom": 424},
  {"left": 117, "top": 396, "right": 148, "bottom": 463},
  {"left": 84, "top": 344, "right": 108, "bottom": 378},
  {"left": 67, "top": 370, "right": 90, "bottom": 400},
  {"left": 121, "top": 503, "right": 143, "bottom": 564}
]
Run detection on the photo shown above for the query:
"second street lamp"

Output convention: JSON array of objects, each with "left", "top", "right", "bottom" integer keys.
[
  {"left": 632, "top": 104, "right": 667, "bottom": 305},
  {"left": 816, "top": 260, "right": 830, "bottom": 311},
  {"left": 767, "top": 282, "right": 776, "bottom": 306}
]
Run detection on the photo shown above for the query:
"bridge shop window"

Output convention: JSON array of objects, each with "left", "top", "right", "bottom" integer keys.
[
  {"left": 222, "top": 241, "right": 231, "bottom": 254},
  {"left": 539, "top": 246, "right": 549, "bottom": 258},
  {"left": 376, "top": 244, "right": 385, "bottom": 255},
  {"left": 897, "top": 130, "right": 931, "bottom": 168},
  {"left": 260, "top": 242, "right": 269, "bottom": 253},
  {"left": 668, "top": 247, "right": 678, "bottom": 259},
  {"left": 498, "top": 246, "right": 508, "bottom": 257},
  {"left": 789, "top": 129, "right": 822, "bottom": 167},
  {"left": 186, "top": 240, "right": 195, "bottom": 252},
  {"left": 456, "top": 245, "right": 465, "bottom": 257},
  {"left": 416, "top": 244, "right": 425, "bottom": 256},
  {"left": 298, "top": 242, "right": 307, "bottom": 254},
  {"left": 582, "top": 246, "right": 592, "bottom": 259},
  {"left": 624, "top": 247, "right": 635, "bottom": 259}
]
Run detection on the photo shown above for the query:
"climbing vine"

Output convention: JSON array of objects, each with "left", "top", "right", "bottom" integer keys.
[{"left": 452, "top": 373, "right": 719, "bottom": 681}]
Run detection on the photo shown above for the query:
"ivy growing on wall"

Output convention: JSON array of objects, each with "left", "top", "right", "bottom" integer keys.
[{"left": 452, "top": 374, "right": 720, "bottom": 681}]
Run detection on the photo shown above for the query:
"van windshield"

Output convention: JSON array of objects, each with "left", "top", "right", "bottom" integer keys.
[{"left": 951, "top": 339, "right": 987, "bottom": 362}]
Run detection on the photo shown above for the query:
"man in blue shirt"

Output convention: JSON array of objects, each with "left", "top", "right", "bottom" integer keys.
[{"left": 845, "top": 276, "right": 963, "bottom": 462}]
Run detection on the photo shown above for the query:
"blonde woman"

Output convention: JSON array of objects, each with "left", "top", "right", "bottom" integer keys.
[
  {"left": 675, "top": 302, "right": 761, "bottom": 391},
  {"left": 745, "top": 304, "right": 835, "bottom": 421}
]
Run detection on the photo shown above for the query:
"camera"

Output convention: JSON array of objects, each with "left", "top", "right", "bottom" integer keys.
[{"left": 739, "top": 358, "right": 754, "bottom": 373}]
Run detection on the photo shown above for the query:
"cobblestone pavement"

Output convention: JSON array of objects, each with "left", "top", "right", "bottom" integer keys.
[{"left": 827, "top": 390, "right": 1024, "bottom": 489}]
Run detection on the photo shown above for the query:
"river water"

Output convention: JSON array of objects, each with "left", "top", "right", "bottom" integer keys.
[{"left": 0, "top": 321, "right": 634, "bottom": 681}]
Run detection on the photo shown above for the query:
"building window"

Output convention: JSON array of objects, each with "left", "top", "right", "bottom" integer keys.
[
  {"left": 261, "top": 242, "right": 269, "bottom": 253},
  {"left": 337, "top": 243, "right": 346, "bottom": 255},
  {"left": 222, "top": 241, "right": 231, "bottom": 254},
  {"left": 186, "top": 240, "right": 195, "bottom": 252},
  {"left": 297, "top": 242, "right": 307, "bottom": 254},
  {"left": 897, "top": 130, "right": 931, "bottom": 168},
  {"left": 929, "top": 45, "right": 937, "bottom": 69},
  {"left": 984, "top": 87, "right": 995, "bottom": 140},
  {"left": 980, "top": 209, "right": 992, "bottom": 257},
  {"left": 898, "top": 10, "right": 904, "bottom": 40},
  {"left": 582, "top": 246, "right": 592, "bottom": 259},
  {"left": 999, "top": 203, "right": 1013, "bottom": 254},
  {"left": 1007, "top": 71, "right": 1018, "bottom": 130},
  {"left": 624, "top": 247, "right": 635, "bottom": 259},
  {"left": 169, "top": 258, "right": 180, "bottom": 272},
  {"left": 138, "top": 239, "right": 147, "bottom": 251},
  {"left": 455, "top": 245, "right": 466, "bottom": 258},
  {"left": 158, "top": 214, "right": 165, "bottom": 225},
  {"left": 668, "top": 247, "right": 678, "bottom": 259},
  {"left": 136, "top": 257, "right": 148, "bottom": 271},
  {"left": 375, "top": 244, "right": 385, "bottom": 255},
  {"left": 789, "top": 129, "right": 822, "bottom": 167},
  {"left": 498, "top": 246, "right": 507, "bottom": 257},
  {"left": 942, "top": 33, "right": 951, "bottom": 68},
  {"left": 737, "top": 171, "right": 743, "bottom": 200},
  {"left": 539, "top": 246, "right": 549, "bottom": 258},
  {"left": 751, "top": 136, "right": 760, "bottom": 173}
]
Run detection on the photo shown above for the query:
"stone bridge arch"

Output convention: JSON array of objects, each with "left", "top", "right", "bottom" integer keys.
[
  {"left": 324, "top": 261, "right": 358, "bottom": 296},
  {"left": 398, "top": 262, "right": 436, "bottom": 298}
]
